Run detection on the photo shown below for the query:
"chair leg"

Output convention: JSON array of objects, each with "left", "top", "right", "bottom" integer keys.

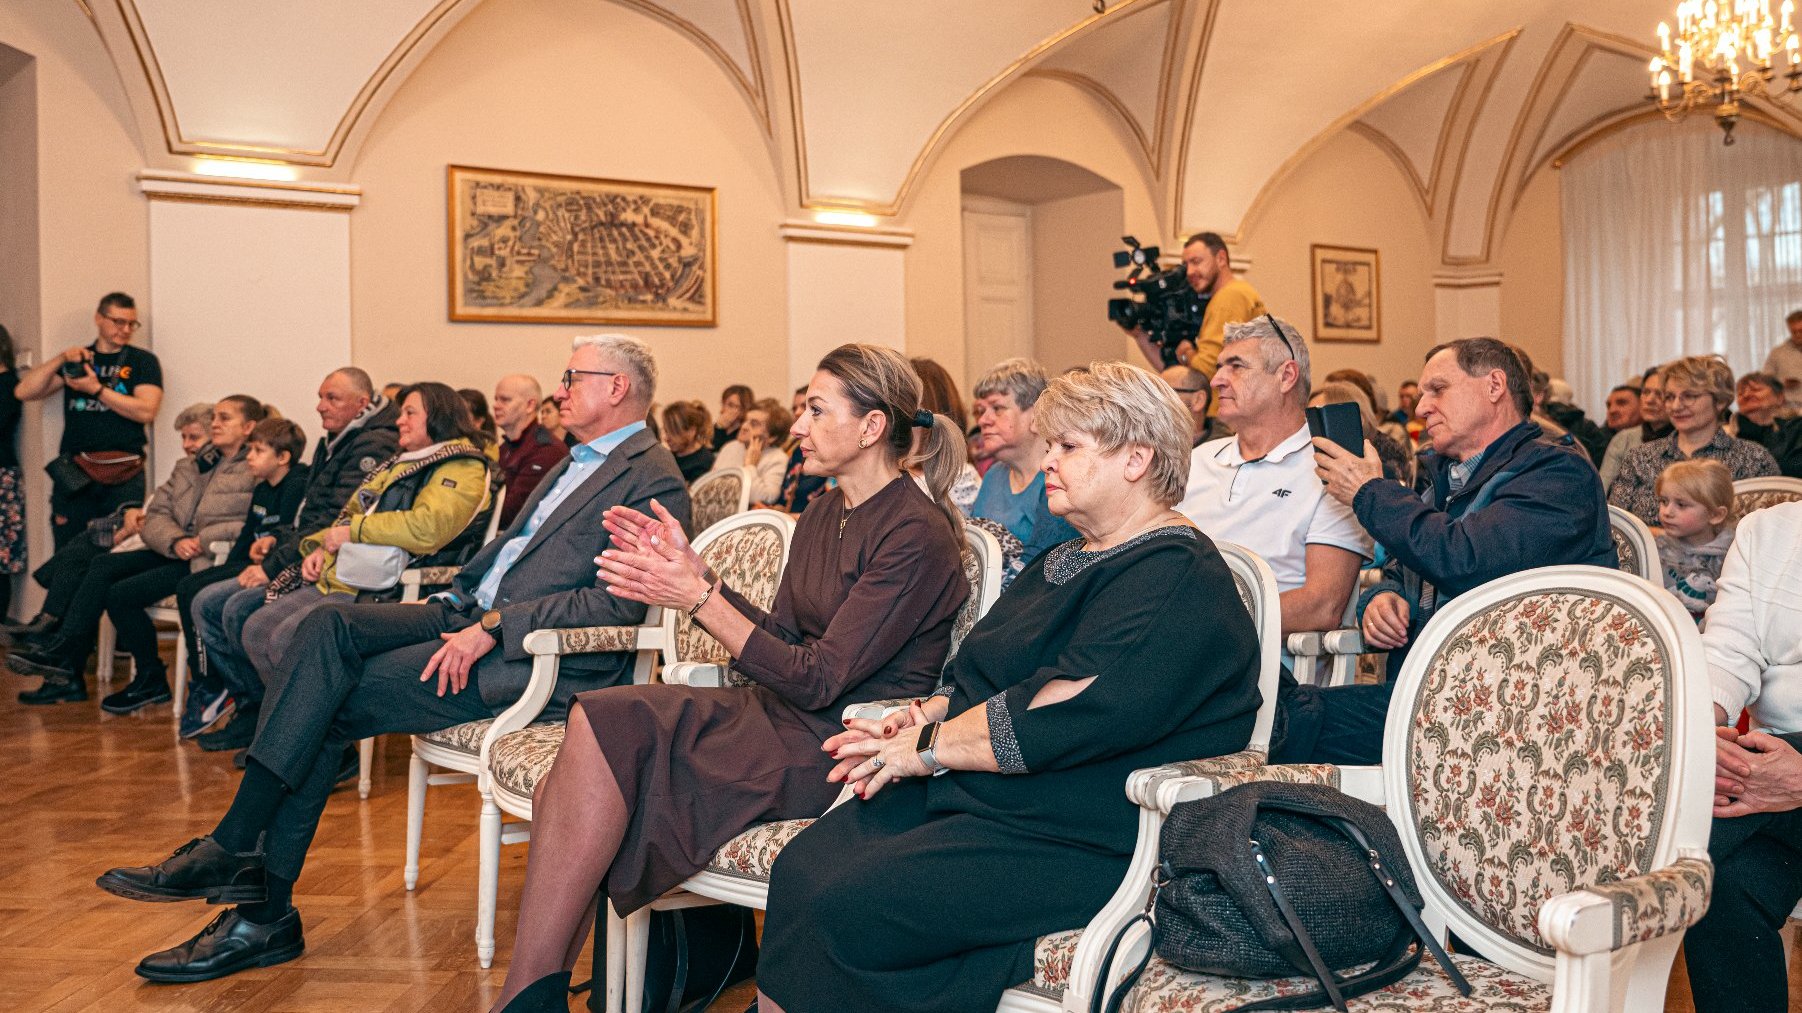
[
  {"left": 606, "top": 901, "right": 628, "bottom": 1013},
  {"left": 624, "top": 906, "right": 651, "bottom": 1013},
  {"left": 405, "top": 751, "right": 428, "bottom": 891},
  {"left": 97, "top": 617, "right": 115, "bottom": 686},
  {"left": 358, "top": 737, "right": 375, "bottom": 799},
  {"left": 477, "top": 793, "right": 501, "bottom": 969},
  {"left": 172, "top": 634, "right": 188, "bottom": 718}
]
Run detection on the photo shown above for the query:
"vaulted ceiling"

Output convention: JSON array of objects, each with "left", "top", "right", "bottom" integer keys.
[{"left": 72, "top": 0, "right": 1802, "bottom": 267}]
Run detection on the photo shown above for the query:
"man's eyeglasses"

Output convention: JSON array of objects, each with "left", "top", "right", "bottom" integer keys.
[
  {"left": 1263, "top": 313, "right": 1296, "bottom": 360},
  {"left": 559, "top": 369, "right": 619, "bottom": 390},
  {"left": 101, "top": 315, "right": 142, "bottom": 332}
]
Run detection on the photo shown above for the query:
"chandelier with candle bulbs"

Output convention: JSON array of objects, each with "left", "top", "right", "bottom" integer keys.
[{"left": 1648, "top": 0, "right": 1802, "bottom": 144}]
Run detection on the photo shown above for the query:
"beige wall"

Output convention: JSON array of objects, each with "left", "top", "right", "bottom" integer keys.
[
  {"left": 1240, "top": 130, "right": 1437, "bottom": 400},
  {"left": 348, "top": 0, "right": 790, "bottom": 412},
  {"left": 1497, "top": 167, "right": 1564, "bottom": 379},
  {"left": 903, "top": 76, "right": 1162, "bottom": 392},
  {"left": 1032, "top": 188, "right": 1127, "bottom": 376}
]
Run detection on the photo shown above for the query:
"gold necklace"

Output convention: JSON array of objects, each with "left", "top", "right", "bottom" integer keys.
[{"left": 838, "top": 503, "right": 855, "bottom": 539}]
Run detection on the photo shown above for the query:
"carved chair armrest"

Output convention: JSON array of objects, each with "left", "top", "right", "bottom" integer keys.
[
  {"left": 663, "top": 661, "right": 728, "bottom": 687},
  {"left": 401, "top": 565, "right": 463, "bottom": 589},
  {"left": 1131, "top": 760, "right": 1344, "bottom": 813},
  {"left": 841, "top": 698, "right": 914, "bottom": 723},
  {"left": 1539, "top": 856, "right": 1714, "bottom": 956},
  {"left": 522, "top": 625, "right": 660, "bottom": 657}
]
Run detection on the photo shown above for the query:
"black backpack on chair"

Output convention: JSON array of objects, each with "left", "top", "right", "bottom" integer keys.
[{"left": 1094, "top": 781, "right": 1470, "bottom": 1013}]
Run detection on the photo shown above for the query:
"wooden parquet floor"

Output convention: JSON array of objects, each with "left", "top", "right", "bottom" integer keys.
[
  {"left": 0, "top": 652, "right": 757, "bottom": 1013},
  {"left": 0, "top": 646, "right": 1789, "bottom": 1012}
]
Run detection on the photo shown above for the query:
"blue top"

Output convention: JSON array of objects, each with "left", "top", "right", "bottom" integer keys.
[
  {"left": 471, "top": 421, "right": 646, "bottom": 610},
  {"left": 971, "top": 465, "right": 1079, "bottom": 567}
]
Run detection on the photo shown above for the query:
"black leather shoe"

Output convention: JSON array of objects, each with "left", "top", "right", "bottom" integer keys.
[
  {"left": 18, "top": 674, "right": 86, "bottom": 705},
  {"left": 7, "top": 641, "right": 73, "bottom": 678},
  {"left": 134, "top": 906, "right": 304, "bottom": 983},
  {"left": 101, "top": 672, "right": 172, "bottom": 715},
  {"left": 497, "top": 971, "right": 572, "bottom": 1012},
  {"left": 198, "top": 707, "right": 258, "bottom": 752},
  {"left": 96, "top": 835, "right": 268, "bottom": 904}
]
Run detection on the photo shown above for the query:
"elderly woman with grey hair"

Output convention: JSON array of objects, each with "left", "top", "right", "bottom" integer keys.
[
  {"left": 970, "top": 357, "right": 1078, "bottom": 574},
  {"left": 754, "top": 361, "right": 1264, "bottom": 1013}
]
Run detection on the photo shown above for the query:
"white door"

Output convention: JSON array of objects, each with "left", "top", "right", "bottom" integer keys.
[{"left": 962, "top": 197, "right": 1033, "bottom": 384}]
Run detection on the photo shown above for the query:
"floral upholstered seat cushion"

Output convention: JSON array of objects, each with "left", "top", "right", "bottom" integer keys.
[
  {"left": 1406, "top": 591, "right": 1672, "bottom": 953},
  {"left": 1608, "top": 525, "right": 1642, "bottom": 577},
  {"left": 489, "top": 724, "right": 567, "bottom": 799},
  {"left": 704, "top": 818, "right": 816, "bottom": 881},
  {"left": 418, "top": 719, "right": 494, "bottom": 757},
  {"left": 1022, "top": 928, "right": 1084, "bottom": 998},
  {"left": 1112, "top": 953, "right": 1548, "bottom": 1013}
]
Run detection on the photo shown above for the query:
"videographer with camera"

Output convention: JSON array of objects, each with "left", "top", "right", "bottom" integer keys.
[
  {"left": 17, "top": 292, "right": 165, "bottom": 549},
  {"left": 1114, "top": 233, "right": 1265, "bottom": 389}
]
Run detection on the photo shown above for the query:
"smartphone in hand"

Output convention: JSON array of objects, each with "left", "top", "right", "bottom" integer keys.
[{"left": 1306, "top": 401, "right": 1365, "bottom": 456}]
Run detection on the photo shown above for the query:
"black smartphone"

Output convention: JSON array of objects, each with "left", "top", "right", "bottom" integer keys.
[{"left": 1306, "top": 401, "right": 1365, "bottom": 456}]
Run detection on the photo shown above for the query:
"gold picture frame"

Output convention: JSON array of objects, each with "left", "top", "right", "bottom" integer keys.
[
  {"left": 1309, "top": 244, "right": 1380, "bottom": 343},
  {"left": 448, "top": 165, "right": 717, "bottom": 326}
]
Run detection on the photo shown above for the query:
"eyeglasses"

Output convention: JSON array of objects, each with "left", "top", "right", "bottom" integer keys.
[
  {"left": 1659, "top": 390, "right": 1712, "bottom": 407},
  {"left": 1263, "top": 313, "right": 1296, "bottom": 360},
  {"left": 101, "top": 315, "right": 141, "bottom": 332},
  {"left": 559, "top": 369, "right": 619, "bottom": 390}
]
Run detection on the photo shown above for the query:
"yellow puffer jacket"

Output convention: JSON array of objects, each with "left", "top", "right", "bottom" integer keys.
[{"left": 299, "top": 440, "right": 490, "bottom": 596}]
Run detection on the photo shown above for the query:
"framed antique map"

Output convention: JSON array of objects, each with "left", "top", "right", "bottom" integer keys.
[
  {"left": 1309, "top": 244, "right": 1380, "bottom": 342},
  {"left": 448, "top": 165, "right": 716, "bottom": 326}
]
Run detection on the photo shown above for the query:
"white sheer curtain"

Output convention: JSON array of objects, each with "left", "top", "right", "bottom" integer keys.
[{"left": 1562, "top": 118, "right": 1802, "bottom": 414}]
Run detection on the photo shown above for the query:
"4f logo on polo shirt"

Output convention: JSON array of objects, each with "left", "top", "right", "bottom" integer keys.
[{"left": 1272, "top": 488, "right": 1292, "bottom": 498}]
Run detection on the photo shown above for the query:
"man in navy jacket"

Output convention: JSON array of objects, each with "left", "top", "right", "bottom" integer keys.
[{"left": 1276, "top": 337, "right": 1616, "bottom": 765}]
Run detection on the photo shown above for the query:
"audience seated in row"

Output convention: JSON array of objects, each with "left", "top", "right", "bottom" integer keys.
[
  {"left": 1608, "top": 355, "right": 1778, "bottom": 525},
  {"left": 970, "top": 358, "right": 1078, "bottom": 579}
]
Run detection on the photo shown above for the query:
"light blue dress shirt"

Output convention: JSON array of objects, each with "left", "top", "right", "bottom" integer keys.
[{"left": 470, "top": 421, "right": 645, "bottom": 610}]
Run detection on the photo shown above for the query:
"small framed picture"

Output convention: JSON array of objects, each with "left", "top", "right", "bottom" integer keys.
[{"left": 1310, "top": 244, "right": 1381, "bottom": 342}]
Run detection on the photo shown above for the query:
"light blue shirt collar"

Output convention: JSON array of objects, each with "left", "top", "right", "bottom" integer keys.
[{"left": 571, "top": 420, "right": 645, "bottom": 465}]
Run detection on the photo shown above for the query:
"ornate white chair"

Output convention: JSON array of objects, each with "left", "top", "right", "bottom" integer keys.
[
  {"left": 1732, "top": 475, "right": 1802, "bottom": 517},
  {"left": 1607, "top": 504, "right": 1658, "bottom": 582},
  {"left": 1086, "top": 565, "right": 1714, "bottom": 1013},
  {"left": 479, "top": 510, "right": 795, "bottom": 968},
  {"left": 688, "top": 466, "right": 752, "bottom": 537}
]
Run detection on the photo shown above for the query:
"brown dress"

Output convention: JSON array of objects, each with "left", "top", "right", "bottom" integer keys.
[{"left": 577, "top": 475, "right": 968, "bottom": 912}]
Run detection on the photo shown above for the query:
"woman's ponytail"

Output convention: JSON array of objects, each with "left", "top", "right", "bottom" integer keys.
[{"left": 908, "top": 411, "right": 966, "bottom": 541}]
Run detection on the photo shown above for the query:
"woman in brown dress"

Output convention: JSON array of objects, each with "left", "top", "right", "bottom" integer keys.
[{"left": 491, "top": 344, "right": 970, "bottom": 1012}]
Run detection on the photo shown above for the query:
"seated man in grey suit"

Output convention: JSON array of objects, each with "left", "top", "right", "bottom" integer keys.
[{"left": 95, "top": 334, "right": 692, "bottom": 984}]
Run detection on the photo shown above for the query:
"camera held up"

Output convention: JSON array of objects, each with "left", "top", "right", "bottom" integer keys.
[{"left": 1106, "top": 235, "right": 1208, "bottom": 368}]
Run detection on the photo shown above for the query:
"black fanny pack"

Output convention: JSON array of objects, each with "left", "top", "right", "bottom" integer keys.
[{"left": 1095, "top": 781, "right": 1470, "bottom": 1013}]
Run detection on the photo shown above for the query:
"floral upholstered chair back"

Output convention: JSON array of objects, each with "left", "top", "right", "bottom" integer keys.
[
  {"left": 1732, "top": 475, "right": 1802, "bottom": 519},
  {"left": 1389, "top": 564, "right": 1714, "bottom": 978},
  {"left": 689, "top": 467, "right": 750, "bottom": 537},
  {"left": 948, "top": 524, "right": 1004, "bottom": 660},
  {"left": 668, "top": 511, "right": 794, "bottom": 680},
  {"left": 1607, "top": 505, "right": 1657, "bottom": 582}
]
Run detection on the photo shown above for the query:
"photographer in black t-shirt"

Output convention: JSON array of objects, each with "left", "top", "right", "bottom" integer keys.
[{"left": 17, "top": 292, "right": 165, "bottom": 547}]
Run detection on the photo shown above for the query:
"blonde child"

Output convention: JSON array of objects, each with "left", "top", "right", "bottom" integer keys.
[{"left": 1652, "top": 458, "right": 1736, "bottom": 619}]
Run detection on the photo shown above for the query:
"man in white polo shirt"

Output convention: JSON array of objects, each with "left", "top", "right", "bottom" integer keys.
[{"left": 1176, "top": 314, "right": 1372, "bottom": 639}]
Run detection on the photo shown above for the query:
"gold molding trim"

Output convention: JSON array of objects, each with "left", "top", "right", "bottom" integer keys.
[
  {"left": 1170, "top": 0, "right": 1225, "bottom": 237},
  {"left": 1422, "top": 60, "right": 1480, "bottom": 215},
  {"left": 143, "top": 192, "right": 353, "bottom": 213},
  {"left": 613, "top": 0, "right": 770, "bottom": 132},
  {"left": 110, "top": 0, "right": 473, "bottom": 167},
  {"left": 137, "top": 170, "right": 362, "bottom": 196},
  {"left": 1450, "top": 23, "right": 1649, "bottom": 265},
  {"left": 1345, "top": 122, "right": 1432, "bottom": 219},
  {"left": 1025, "top": 69, "right": 1157, "bottom": 169},
  {"left": 1548, "top": 105, "right": 1802, "bottom": 169},
  {"left": 1233, "top": 29, "right": 1521, "bottom": 243},
  {"left": 1432, "top": 33, "right": 1520, "bottom": 266},
  {"left": 778, "top": 0, "right": 1162, "bottom": 216}
]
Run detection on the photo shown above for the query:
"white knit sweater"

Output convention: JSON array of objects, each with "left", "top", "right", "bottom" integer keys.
[{"left": 1705, "top": 501, "right": 1802, "bottom": 732}]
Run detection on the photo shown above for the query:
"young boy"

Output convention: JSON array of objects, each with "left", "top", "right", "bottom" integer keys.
[
  {"left": 175, "top": 417, "right": 310, "bottom": 737},
  {"left": 1653, "top": 458, "right": 1736, "bottom": 621}
]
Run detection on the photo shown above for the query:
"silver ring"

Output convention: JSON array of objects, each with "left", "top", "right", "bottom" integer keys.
[{"left": 870, "top": 757, "right": 886, "bottom": 771}]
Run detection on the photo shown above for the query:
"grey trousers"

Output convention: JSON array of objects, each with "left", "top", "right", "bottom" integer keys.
[{"left": 240, "top": 586, "right": 353, "bottom": 683}]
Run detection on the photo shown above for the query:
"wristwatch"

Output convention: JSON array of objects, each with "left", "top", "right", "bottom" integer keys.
[
  {"left": 480, "top": 609, "right": 503, "bottom": 638},
  {"left": 915, "top": 722, "right": 950, "bottom": 777}
]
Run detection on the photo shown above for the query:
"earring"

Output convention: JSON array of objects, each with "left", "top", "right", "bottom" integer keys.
[{"left": 858, "top": 439, "right": 869, "bottom": 449}]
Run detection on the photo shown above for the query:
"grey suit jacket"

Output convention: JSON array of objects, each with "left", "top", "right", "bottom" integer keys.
[{"left": 447, "top": 426, "right": 691, "bottom": 712}]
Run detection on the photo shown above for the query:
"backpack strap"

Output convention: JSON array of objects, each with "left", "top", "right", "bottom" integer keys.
[
  {"left": 1092, "top": 864, "right": 1169, "bottom": 1013},
  {"left": 1325, "top": 815, "right": 1471, "bottom": 998},
  {"left": 1248, "top": 837, "right": 1349, "bottom": 1012}
]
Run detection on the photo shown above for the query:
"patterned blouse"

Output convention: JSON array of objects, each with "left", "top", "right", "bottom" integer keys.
[{"left": 1608, "top": 428, "right": 1779, "bottom": 524}]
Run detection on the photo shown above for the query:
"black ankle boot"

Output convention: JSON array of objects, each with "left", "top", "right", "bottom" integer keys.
[{"left": 498, "top": 971, "right": 572, "bottom": 1012}]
